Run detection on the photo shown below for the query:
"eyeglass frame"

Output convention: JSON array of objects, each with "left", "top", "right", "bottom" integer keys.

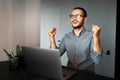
[{"left": 69, "top": 14, "right": 85, "bottom": 19}]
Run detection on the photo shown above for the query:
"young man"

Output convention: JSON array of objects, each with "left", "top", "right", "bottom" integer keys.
[{"left": 48, "top": 7, "right": 102, "bottom": 72}]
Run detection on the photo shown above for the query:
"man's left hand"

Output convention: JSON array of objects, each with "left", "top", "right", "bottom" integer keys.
[{"left": 92, "top": 24, "right": 101, "bottom": 37}]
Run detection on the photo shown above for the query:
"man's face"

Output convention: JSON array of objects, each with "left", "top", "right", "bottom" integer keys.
[{"left": 70, "top": 9, "right": 87, "bottom": 29}]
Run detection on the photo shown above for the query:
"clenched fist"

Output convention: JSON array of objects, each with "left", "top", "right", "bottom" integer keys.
[
  {"left": 48, "top": 27, "right": 57, "bottom": 37},
  {"left": 92, "top": 24, "right": 101, "bottom": 37}
]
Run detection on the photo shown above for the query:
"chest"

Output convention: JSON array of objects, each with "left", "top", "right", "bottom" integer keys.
[{"left": 64, "top": 34, "right": 92, "bottom": 52}]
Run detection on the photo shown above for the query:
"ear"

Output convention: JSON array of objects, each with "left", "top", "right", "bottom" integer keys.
[{"left": 84, "top": 17, "right": 88, "bottom": 23}]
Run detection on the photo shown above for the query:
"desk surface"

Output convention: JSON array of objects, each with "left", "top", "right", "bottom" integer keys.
[{"left": 0, "top": 61, "right": 113, "bottom": 80}]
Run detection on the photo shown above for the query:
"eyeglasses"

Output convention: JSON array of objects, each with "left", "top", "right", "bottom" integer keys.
[{"left": 69, "top": 14, "right": 84, "bottom": 19}]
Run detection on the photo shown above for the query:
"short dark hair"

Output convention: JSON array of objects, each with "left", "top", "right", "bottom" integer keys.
[{"left": 72, "top": 7, "right": 87, "bottom": 17}]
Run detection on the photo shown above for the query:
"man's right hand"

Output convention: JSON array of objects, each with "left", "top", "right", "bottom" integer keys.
[
  {"left": 48, "top": 27, "right": 57, "bottom": 37},
  {"left": 48, "top": 27, "right": 57, "bottom": 48}
]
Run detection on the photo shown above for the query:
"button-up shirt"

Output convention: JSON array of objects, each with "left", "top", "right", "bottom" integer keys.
[{"left": 59, "top": 28, "right": 102, "bottom": 72}]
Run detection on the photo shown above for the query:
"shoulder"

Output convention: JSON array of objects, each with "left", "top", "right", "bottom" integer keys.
[
  {"left": 84, "top": 29, "right": 92, "bottom": 33},
  {"left": 61, "top": 32, "right": 73, "bottom": 40},
  {"left": 82, "top": 28, "right": 93, "bottom": 37},
  {"left": 66, "top": 32, "right": 73, "bottom": 36},
  {"left": 65, "top": 32, "right": 73, "bottom": 38}
]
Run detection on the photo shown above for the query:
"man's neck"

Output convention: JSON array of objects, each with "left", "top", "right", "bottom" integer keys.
[{"left": 73, "top": 26, "right": 84, "bottom": 36}]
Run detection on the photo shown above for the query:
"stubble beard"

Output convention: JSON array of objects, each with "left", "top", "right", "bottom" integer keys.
[{"left": 72, "top": 23, "right": 84, "bottom": 29}]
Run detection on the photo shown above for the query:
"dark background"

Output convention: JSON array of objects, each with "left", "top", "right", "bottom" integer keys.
[{"left": 115, "top": 0, "right": 120, "bottom": 80}]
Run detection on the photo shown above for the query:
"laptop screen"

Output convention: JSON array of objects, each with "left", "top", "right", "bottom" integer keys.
[{"left": 22, "top": 46, "right": 64, "bottom": 80}]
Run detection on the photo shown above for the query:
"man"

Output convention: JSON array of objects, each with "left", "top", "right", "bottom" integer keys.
[{"left": 48, "top": 7, "right": 102, "bottom": 72}]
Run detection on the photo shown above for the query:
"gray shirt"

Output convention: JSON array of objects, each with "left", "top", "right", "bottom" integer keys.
[{"left": 59, "top": 28, "right": 102, "bottom": 72}]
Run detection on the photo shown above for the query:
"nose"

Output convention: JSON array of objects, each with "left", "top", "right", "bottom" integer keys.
[{"left": 72, "top": 16, "right": 77, "bottom": 20}]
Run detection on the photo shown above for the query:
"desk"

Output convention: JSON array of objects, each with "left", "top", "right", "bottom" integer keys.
[
  {"left": 0, "top": 61, "right": 27, "bottom": 80},
  {"left": 68, "top": 70, "right": 113, "bottom": 80},
  {"left": 0, "top": 61, "right": 113, "bottom": 80}
]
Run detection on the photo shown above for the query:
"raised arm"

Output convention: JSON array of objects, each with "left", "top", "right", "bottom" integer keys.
[
  {"left": 48, "top": 27, "right": 57, "bottom": 49},
  {"left": 92, "top": 24, "right": 101, "bottom": 53}
]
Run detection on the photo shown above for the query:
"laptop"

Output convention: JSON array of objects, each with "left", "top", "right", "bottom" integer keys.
[{"left": 22, "top": 46, "right": 79, "bottom": 80}]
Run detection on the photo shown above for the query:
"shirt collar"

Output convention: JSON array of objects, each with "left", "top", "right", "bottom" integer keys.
[{"left": 72, "top": 28, "right": 86, "bottom": 37}]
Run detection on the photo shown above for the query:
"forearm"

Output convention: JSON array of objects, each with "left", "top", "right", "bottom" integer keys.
[
  {"left": 49, "top": 37, "right": 57, "bottom": 49},
  {"left": 93, "top": 36, "right": 101, "bottom": 53},
  {"left": 91, "top": 24, "right": 101, "bottom": 53}
]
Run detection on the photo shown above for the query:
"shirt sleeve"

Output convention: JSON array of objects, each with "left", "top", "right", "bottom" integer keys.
[
  {"left": 59, "top": 37, "right": 66, "bottom": 56},
  {"left": 90, "top": 37, "right": 103, "bottom": 64},
  {"left": 90, "top": 49, "right": 103, "bottom": 64}
]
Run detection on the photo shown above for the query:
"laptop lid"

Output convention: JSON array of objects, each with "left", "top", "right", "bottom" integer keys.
[{"left": 22, "top": 46, "right": 64, "bottom": 80}]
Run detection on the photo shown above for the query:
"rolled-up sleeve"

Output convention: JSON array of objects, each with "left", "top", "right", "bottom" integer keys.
[
  {"left": 90, "top": 49, "right": 103, "bottom": 64},
  {"left": 90, "top": 36, "right": 103, "bottom": 64}
]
